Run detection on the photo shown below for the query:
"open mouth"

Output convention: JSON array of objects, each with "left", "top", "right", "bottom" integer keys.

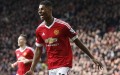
[
  {"left": 38, "top": 12, "right": 45, "bottom": 19},
  {"left": 40, "top": 14, "right": 45, "bottom": 19},
  {"left": 40, "top": 15, "right": 44, "bottom": 18}
]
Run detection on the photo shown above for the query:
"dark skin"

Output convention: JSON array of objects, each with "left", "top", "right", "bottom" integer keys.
[
  {"left": 25, "top": 4, "right": 103, "bottom": 75},
  {"left": 38, "top": 4, "right": 54, "bottom": 26}
]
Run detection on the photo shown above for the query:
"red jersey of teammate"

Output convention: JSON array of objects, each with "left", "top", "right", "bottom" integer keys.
[
  {"left": 15, "top": 46, "right": 34, "bottom": 75},
  {"left": 36, "top": 18, "right": 77, "bottom": 70}
]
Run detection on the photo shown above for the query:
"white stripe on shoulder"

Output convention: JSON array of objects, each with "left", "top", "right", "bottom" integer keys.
[
  {"left": 35, "top": 42, "right": 43, "bottom": 47},
  {"left": 27, "top": 47, "right": 35, "bottom": 53},
  {"left": 55, "top": 19, "right": 71, "bottom": 29}
]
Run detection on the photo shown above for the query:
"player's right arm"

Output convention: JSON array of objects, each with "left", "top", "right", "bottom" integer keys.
[
  {"left": 25, "top": 47, "right": 43, "bottom": 75},
  {"left": 30, "top": 47, "right": 43, "bottom": 71},
  {"left": 25, "top": 28, "right": 44, "bottom": 75}
]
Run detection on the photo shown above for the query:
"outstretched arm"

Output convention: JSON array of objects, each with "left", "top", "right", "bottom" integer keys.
[
  {"left": 73, "top": 38, "right": 103, "bottom": 69},
  {"left": 30, "top": 47, "right": 42, "bottom": 71},
  {"left": 74, "top": 38, "right": 94, "bottom": 59},
  {"left": 31, "top": 47, "right": 42, "bottom": 70}
]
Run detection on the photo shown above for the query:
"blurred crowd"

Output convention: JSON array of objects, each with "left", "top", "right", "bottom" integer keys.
[{"left": 0, "top": 0, "right": 120, "bottom": 75}]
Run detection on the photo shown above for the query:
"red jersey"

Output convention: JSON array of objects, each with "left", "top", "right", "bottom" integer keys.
[
  {"left": 36, "top": 18, "right": 77, "bottom": 70},
  {"left": 15, "top": 46, "right": 34, "bottom": 75}
]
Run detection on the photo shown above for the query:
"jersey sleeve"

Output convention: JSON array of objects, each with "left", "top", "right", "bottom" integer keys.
[
  {"left": 27, "top": 48, "right": 34, "bottom": 59},
  {"left": 65, "top": 23, "right": 78, "bottom": 41},
  {"left": 35, "top": 29, "right": 44, "bottom": 47}
]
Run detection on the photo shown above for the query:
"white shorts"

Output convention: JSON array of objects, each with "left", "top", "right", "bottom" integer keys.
[{"left": 49, "top": 67, "right": 70, "bottom": 75}]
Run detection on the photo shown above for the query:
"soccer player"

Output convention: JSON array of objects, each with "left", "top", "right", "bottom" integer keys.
[
  {"left": 11, "top": 34, "right": 34, "bottom": 75},
  {"left": 25, "top": 0, "right": 103, "bottom": 75}
]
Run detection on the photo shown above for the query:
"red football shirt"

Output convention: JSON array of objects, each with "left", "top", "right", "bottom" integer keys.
[
  {"left": 36, "top": 18, "right": 77, "bottom": 70},
  {"left": 15, "top": 46, "right": 34, "bottom": 75}
]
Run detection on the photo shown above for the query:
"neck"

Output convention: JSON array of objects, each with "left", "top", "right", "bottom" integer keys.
[
  {"left": 45, "top": 16, "right": 54, "bottom": 26},
  {"left": 20, "top": 45, "right": 26, "bottom": 50}
]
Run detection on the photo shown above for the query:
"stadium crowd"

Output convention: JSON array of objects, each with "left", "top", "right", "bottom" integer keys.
[{"left": 0, "top": 0, "right": 120, "bottom": 75}]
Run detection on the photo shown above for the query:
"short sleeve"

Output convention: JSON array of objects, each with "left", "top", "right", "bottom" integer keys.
[
  {"left": 27, "top": 48, "right": 34, "bottom": 59},
  {"left": 65, "top": 23, "right": 78, "bottom": 41},
  {"left": 35, "top": 29, "right": 44, "bottom": 47}
]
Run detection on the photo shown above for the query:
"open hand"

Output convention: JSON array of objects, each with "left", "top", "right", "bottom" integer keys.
[{"left": 92, "top": 59, "right": 103, "bottom": 70}]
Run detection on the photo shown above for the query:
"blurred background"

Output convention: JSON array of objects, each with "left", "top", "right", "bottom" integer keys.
[{"left": 0, "top": 0, "right": 120, "bottom": 75}]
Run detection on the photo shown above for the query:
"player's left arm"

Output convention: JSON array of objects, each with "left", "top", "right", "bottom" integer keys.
[
  {"left": 73, "top": 38, "right": 103, "bottom": 69},
  {"left": 64, "top": 22, "right": 103, "bottom": 69},
  {"left": 73, "top": 38, "right": 94, "bottom": 59}
]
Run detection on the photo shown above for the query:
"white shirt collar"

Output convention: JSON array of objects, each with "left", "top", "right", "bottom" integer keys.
[
  {"left": 19, "top": 46, "right": 27, "bottom": 52},
  {"left": 44, "top": 18, "right": 56, "bottom": 29}
]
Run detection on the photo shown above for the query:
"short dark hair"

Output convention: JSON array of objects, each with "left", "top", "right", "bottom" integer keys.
[
  {"left": 40, "top": 0, "right": 52, "bottom": 8},
  {"left": 20, "top": 34, "right": 27, "bottom": 40}
]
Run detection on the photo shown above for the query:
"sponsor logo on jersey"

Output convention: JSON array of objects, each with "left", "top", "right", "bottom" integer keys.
[
  {"left": 45, "top": 38, "right": 57, "bottom": 44},
  {"left": 18, "top": 56, "right": 26, "bottom": 61}
]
